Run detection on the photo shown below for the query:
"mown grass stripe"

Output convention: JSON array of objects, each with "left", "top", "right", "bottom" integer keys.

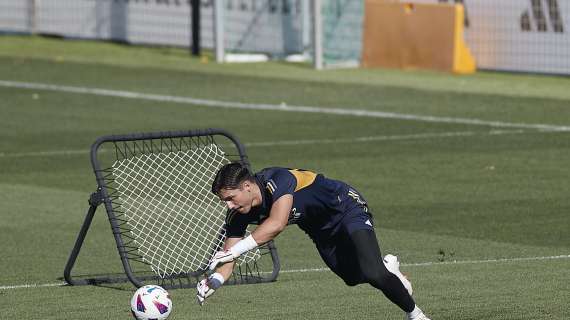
[
  {"left": 0, "top": 129, "right": 534, "bottom": 158},
  {"left": 2, "top": 254, "right": 568, "bottom": 290},
  {"left": 2, "top": 80, "right": 569, "bottom": 131}
]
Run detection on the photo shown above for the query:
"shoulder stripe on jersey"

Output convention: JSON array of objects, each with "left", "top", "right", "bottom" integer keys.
[
  {"left": 288, "top": 169, "right": 317, "bottom": 192},
  {"left": 266, "top": 180, "right": 277, "bottom": 194}
]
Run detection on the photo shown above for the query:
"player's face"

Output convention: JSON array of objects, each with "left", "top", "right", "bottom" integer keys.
[{"left": 219, "top": 182, "right": 254, "bottom": 214}]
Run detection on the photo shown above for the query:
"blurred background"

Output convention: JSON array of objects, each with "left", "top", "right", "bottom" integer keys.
[
  {"left": 1, "top": 0, "right": 568, "bottom": 73},
  {"left": 1, "top": 1, "right": 569, "bottom": 319}
]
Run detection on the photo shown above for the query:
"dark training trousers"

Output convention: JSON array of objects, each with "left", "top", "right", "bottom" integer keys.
[{"left": 315, "top": 227, "right": 415, "bottom": 312}]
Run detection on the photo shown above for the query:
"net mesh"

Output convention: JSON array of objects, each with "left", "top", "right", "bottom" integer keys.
[
  {"left": 102, "top": 137, "right": 260, "bottom": 279},
  {"left": 321, "top": 0, "right": 365, "bottom": 68},
  {"left": 222, "top": 0, "right": 305, "bottom": 55}
]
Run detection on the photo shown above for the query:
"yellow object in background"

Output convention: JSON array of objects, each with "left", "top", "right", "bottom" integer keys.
[
  {"left": 362, "top": 1, "right": 476, "bottom": 74},
  {"left": 452, "top": 5, "right": 476, "bottom": 74}
]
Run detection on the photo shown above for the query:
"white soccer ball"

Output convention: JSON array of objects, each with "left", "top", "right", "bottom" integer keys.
[{"left": 130, "top": 285, "right": 172, "bottom": 320}]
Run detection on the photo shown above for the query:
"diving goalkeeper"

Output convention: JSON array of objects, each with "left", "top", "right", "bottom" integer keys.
[{"left": 197, "top": 162, "right": 431, "bottom": 320}]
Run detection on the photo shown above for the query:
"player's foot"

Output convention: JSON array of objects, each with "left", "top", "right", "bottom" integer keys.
[
  {"left": 406, "top": 312, "right": 431, "bottom": 320},
  {"left": 405, "top": 306, "right": 431, "bottom": 320},
  {"left": 383, "top": 254, "right": 413, "bottom": 296}
]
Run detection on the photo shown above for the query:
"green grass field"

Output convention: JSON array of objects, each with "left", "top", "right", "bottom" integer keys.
[{"left": 1, "top": 35, "right": 569, "bottom": 319}]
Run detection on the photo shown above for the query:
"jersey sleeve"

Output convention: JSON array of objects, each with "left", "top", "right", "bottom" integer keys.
[
  {"left": 224, "top": 212, "right": 250, "bottom": 238},
  {"left": 225, "top": 168, "right": 296, "bottom": 237},
  {"left": 264, "top": 169, "right": 296, "bottom": 202}
]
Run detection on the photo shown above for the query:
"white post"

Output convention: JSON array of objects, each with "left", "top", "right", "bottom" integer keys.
[
  {"left": 312, "top": 0, "right": 323, "bottom": 70},
  {"left": 28, "top": 0, "right": 38, "bottom": 35},
  {"left": 214, "top": 0, "right": 224, "bottom": 63},
  {"left": 302, "top": 0, "right": 311, "bottom": 54}
]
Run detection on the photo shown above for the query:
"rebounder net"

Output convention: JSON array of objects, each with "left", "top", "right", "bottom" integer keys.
[{"left": 64, "top": 129, "right": 279, "bottom": 289}]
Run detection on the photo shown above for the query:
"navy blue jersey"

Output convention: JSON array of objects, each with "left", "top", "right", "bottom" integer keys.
[{"left": 225, "top": 167, "right": 370, "bottom": 241}]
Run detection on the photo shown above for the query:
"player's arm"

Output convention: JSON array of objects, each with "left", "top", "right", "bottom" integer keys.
[
  {"left": 215, "top": 237, "right": 241, "bottom": 280},
  {"left": 251, "top": 194, "right": 292, "bottom": 244},
  {"left": 197, "top": 236, "right": 240, "bottom": 305},
  {"left": 208, "top": 194, "right": 292, "bottom": 271}
]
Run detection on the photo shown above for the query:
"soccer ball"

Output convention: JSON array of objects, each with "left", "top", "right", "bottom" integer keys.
[{"left": 130, "top": 285, "right": 172, "bottom": 320}]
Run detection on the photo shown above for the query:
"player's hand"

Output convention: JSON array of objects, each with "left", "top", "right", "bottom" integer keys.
[
  {"left": 208, "top": 250, "right": 236, "bottom": 270},
  {"left": 196, "top": 273, "right": 224, "bottom": 306},
  {"left": 196, "top": 278, "right": 215, "bottom": 305}
]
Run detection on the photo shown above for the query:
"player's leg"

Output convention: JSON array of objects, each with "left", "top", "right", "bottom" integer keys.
[
  {"left": 383, "top": 253, "right": 413, "bottom": 295},
  {"left": 349, "top": 229, "right": 431, "bottom": 320},
  {"left": 314, "top": 236, "right": 363, "bottom": 286},
  {"left": 315, "top": 229, "right": 429, "bottom": 319},
  {"left": 337, "top": 186, "right": 415, "bottom": 311},
  {"left": 349, "top": 228, "right": 416, "bottom": 312}
]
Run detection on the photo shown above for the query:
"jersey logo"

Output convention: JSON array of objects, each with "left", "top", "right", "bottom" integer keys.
[
  {"left": 266, "top": 179, "right": 277, "bottom": 195},
  {"left": 288, "top": 207, "right": 303, "bottom": 225},
  {"left": 348, "top": 189, "right": 369, "bottom": 213}
]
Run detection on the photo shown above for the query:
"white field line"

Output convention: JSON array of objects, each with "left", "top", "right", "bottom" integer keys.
[
  {"left": 1, "top": 254, "right": 569, "bottom": 290},
  {"left": 281, "top": 254, "right": 570, "bottom": 274},
  {"left": 0, "top": 129, "right": 533, "bottom": 159},
  {"left": 2, "top": 80, "right": 570, "bottom": 132},
  {"left": 0, "top": 149, "right": 93, "bottom": 158},
  {"left": 244, "top": 129, "right": 527, "bottom": 147},
  {"left": 0, "top": 282, "right": 65, "bottom": 290}
]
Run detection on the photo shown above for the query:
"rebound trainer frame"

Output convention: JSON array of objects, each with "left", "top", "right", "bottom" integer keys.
[{"left": 64, "top": 128, "right": 280, "bottom": 289}]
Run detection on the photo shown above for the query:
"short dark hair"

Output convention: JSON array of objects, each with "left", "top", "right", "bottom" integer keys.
[{"left": 211, "top": 162, "right": 254, "bottom": 195}]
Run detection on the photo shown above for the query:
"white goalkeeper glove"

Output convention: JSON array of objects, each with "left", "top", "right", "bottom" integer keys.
[
  {"left": 208, "top": 235, "right": 259, "bottom": 271},
  {"left": 196, "top": 273, "right": 225, "bottom": 306},
  {"left": 208, "top": 250, "right": 236, "bottom": 271}
]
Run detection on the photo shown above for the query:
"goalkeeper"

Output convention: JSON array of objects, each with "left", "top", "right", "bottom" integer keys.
[{"left": 197, "top": 162, "right": 431, "bottom": 320}]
